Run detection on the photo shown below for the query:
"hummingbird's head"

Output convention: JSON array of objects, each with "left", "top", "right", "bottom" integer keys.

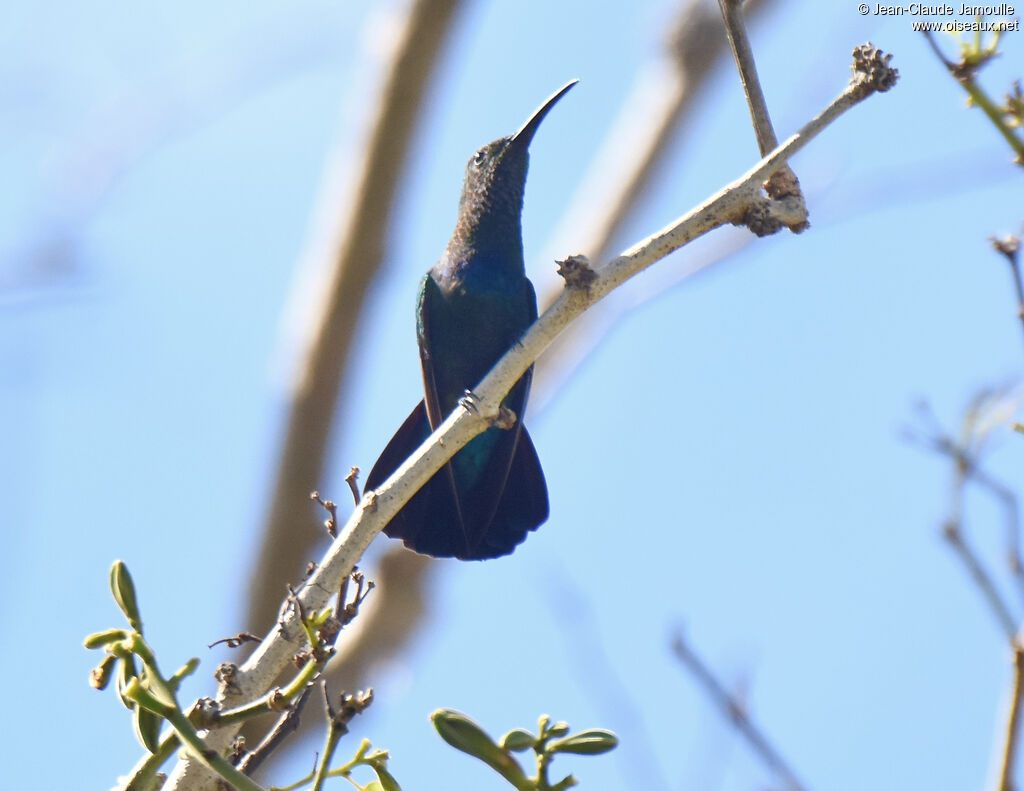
[
  {"left": 454, "top": 81, "right": 577, "bottom": 245},
  {"left": 456, "top": 137, "right": 529, "bottom": 227}
]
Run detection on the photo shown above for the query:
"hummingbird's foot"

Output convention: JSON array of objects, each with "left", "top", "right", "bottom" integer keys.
[{"left": 459, "top": 390, "right": 480, "bottom": 414}]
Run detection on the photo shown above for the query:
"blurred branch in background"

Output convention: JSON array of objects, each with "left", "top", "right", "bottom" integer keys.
[
  {"left": 905, "top": 389, "right": 1024, "bottom": 639},
  {"left": 245, "top": 0, "right": 466, "bottom": 630},
  {"left": 670, "top": 629, "right": 810, "bottom": 791},
  {"left": 905, "top": 232, "right": 1024, "bottom": 791},
  {"left": 547, "top": 572, "right": 672, "bottom": 791},
  {"left": 902, "top": 37, "right": 1024, "bottom": 773},
  {"left": 912, "top": 388, "right": 1024, "bottom": 791}
]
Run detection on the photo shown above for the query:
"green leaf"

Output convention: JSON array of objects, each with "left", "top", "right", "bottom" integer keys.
[
  {"left": 116, "top": 653, "right": 140, "bottom": 710},
  {"left": 83, "top": 628, "right": 130, "bottom": 650},
  {"left": 431, "top": 709, "right": 527, "bottom": 785},
  {"left": 548, "top": 729, "right": 619, "bottom": 755},
  {"left": 431, "top": 709, "right": 501, "bottom": 759},
  {"left": 133, "top": 700, "right": 163, "bottom": 753},
  {"left": 373, "top": 765, "right": 402, "bottom": 791},
  {"left": 499, "top": 728, "right": 536, "bottom": 752},
  {"left": 110, "top": 560, "right": 143, "bottom": 632},
  {"left": 167, "top": 658, "right": 200, "bottom": 693}
]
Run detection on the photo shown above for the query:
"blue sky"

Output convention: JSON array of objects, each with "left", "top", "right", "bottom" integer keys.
[{"left": 3, "top": 1, "right": 1024, "bottom": 790}]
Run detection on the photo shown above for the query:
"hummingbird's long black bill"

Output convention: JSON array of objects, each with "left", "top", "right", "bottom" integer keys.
[{"left": 510, "top": 79, "right": 578, "bottom": 149}]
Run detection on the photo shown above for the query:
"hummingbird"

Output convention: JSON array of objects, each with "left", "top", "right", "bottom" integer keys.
[{"left": 364, "top": 81, "right": 576, "bottom": 560}]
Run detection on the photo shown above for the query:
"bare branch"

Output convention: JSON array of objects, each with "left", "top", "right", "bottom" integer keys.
[{"left": 718, "top": 0, "right": 807, "bottom": 226}]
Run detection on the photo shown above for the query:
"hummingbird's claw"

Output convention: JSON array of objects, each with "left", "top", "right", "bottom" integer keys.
[{"left": 459, "top": 390, "right": 480, "bottom": 414}]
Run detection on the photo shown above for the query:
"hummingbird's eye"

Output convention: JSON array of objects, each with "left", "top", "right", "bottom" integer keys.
[{"left": 472, "top": 148, "right": 487, "bottom": 166}]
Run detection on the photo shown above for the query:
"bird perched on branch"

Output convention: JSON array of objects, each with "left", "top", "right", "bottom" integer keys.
[{"left": 365, "top": 81, "right": 576, "bottom": 560}]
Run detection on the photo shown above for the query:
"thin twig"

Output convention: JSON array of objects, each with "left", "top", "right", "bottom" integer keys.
[
  {"left": 241, "top": 546, "right": 430, "bottom": 775},
  {"left": 922, "top": 30, "right": 1024, "bottom": 165},
  {"left": 156, "top": 47, "right": 896, "bottom": 791},
  {"left": 974, "top": 472, "right": 1024, "bottom": 606},
  {"left": 905, "top": 412, "right": 1023, "bottom": 639},
  {"left": 992, "top": 234, "right": 1024, "bottom": 351},
  {"left": 719, "top": 0, "right": 777, "bottom": 156},
  {"left": 993, "top": 641, "right": 1024, "bottom": 791},
  {"left": 344, "top": 468, "right": 361, "bottom": 508},
  {"left": 311, "top": 491, "right": 339, "bottom": 539},
  {"left": 312, "top": 687, "right": 374, "bottom": 791},
  {"left": 957, "top": 386, "right": 1024, "bottom": 604},
  {"left": 236, "top": 684, "right": 315, "bottom": 776},
  {"left": 718, "top": 0, "right": 807, "bottom": 223},
  {"left": 670, "top": 630, "right": 810, "bottom": 791},
  {"left": 970, "top": 465, "right": 1024, "bottom": 607},
  {"left": 921, "top": 28, "right": 957, "bottom": 71},
  {"left": 945, "top": 523, "right": 1019, "bottom": 642},
  {"left": 942, "top": 434, "right": 1018, "bottom": 640}
]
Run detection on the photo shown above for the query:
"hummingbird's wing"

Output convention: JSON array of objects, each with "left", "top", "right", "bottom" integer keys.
[
  {"left": 362, "top": 275, "right": 472, "bottom": 556},
  {"left": 363, "top": 399, "right": 473, "bottom": 558}
]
